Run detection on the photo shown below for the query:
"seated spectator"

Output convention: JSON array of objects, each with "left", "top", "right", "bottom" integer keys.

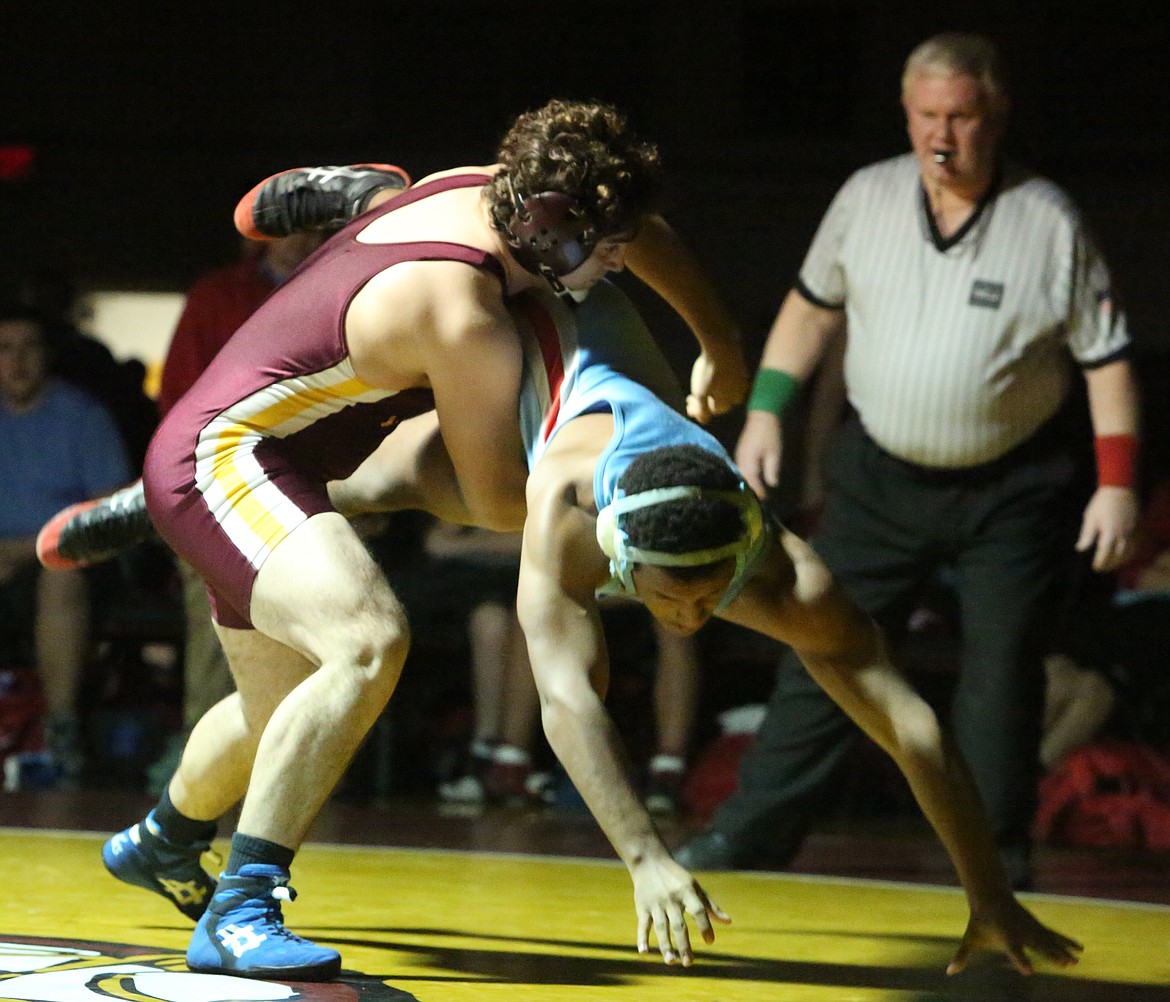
[
  {"left": 421, "top": 521, "right": 542, "bottom": 805},
  {"left": 1041, "top": 361, "right": 1170, "bottom": 753},
  {"left": 644, "top": 617, "right": 701, "bottom": 815},
  {"left": 18, "top": 266, "right": 158, "bottom": 475},
  {"left": 902, "top": 562, "right": 1120, "bottom": 774},
  {"left": 0, "top": 304, "right": 132, "bottom": 782},
  {"left": 427, "top": 521, "right": 704, "bottom": 813},
  {"left": 599, "top": 598, "right": 702, "bottom": 815},
  {"left": 1040, "top": 652, "right": 1116, "bottom": 770}
]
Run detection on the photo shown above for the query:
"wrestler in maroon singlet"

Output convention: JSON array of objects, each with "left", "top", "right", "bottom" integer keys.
[{"left": 144, "top": 173, "right": 504, "bottom": 628}]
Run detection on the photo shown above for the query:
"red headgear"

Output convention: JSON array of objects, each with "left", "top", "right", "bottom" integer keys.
[{"left": 503, "top": 177, "right": 598, "bottom": 284}]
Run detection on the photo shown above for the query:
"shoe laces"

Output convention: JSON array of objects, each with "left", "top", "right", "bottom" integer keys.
[{"left": 254, "top": 883, "right": 324, "bottom": 945}]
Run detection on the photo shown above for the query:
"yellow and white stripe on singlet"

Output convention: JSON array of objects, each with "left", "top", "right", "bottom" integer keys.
[{"left": 193, "top": 358, "right": 394, "bottom": 569}]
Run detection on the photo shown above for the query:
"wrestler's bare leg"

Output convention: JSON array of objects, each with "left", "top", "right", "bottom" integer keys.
[
  {"left": 227, "top": 511, "right": 409, "bottom": 849},
  {"left": 167, "top": 424, "right": 447, "bottom": 826},
  {"left": 166, "top": 635, "right": 314, "bottom": 822}
]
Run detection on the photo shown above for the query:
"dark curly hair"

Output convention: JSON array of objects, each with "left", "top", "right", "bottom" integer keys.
[
  {"left": 617, "top": 445, "right": 746, "bottom": 581},
  {"left": 486, "top": 99, "right": 663, "bottom": 239}
]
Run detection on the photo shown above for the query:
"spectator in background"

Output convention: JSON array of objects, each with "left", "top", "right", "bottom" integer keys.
[
  {"left": 1039, "top": 652, "right": 1117, "bottom": 771},
  {"left": 642, "top": 614, "right": 700, "bottom": 815},
  {"left": 146, "top": 231, "right": 328, "bottom": 792},
  {"left": 594, "top": 601, "right": 703, "bottom": 816},
  {"left": 19, "top": 267, "right": 158, "bottom": 474},
  {"left": 422, "top": 520, "right": 543, "bottom": 805},
  {"left": 439, "top": 586, "right": 703, "bottom": 815},
  {"left": 156, "top": 233, "right": 326, "bottom": 414},
  {"left": 425, "top": 516, "right": 703, "bottom": 815},
  {"left": 678, "top": 31, "right": 1141, "bottom": 890},
  {"left": 0, "top": 305, "right": 131, "bottom": 781}
]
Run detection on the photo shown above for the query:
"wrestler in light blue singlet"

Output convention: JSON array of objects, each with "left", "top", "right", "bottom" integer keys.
[{"left": 514, "top": 280, "right": 772, "bottom": 612}]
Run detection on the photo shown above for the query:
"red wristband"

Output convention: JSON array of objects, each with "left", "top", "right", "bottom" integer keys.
[{"left": 1094, "top": 434, "right": 1138, "bottom": 488}]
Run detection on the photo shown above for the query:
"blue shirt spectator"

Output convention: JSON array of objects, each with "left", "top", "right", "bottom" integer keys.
[
  {"left": 0, "top": 303, "right": 132, "bottom": 785},
  {"left": 1, "top": 377, "right": 131, "bottom": 536}
]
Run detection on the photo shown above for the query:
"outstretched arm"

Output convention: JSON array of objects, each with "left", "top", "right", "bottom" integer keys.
[
  {"left": 623, "top": 214, "right": 749, "bottom": 422},
  {"left": 517, "top": 463, "right": 729, "bottom": 966},
  {"left": 722, "top": 530, "right": 1083, "bottom": 975}
]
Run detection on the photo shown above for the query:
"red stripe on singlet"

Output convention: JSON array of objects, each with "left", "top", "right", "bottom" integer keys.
[{"left": 516, "top": 296, "right": 565, "bottom": 444}]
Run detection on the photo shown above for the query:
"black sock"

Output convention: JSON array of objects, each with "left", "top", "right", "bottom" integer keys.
[
  {"left": 226, "top": 832, "right": 296, "bottom": 875},
  {"left": 148, "top": 787, "right": 217, "bottom": 846}
]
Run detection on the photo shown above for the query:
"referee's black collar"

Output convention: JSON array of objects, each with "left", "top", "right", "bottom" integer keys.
[{"left": 920, "top": 165, "right": 1004, "bottom": 252}]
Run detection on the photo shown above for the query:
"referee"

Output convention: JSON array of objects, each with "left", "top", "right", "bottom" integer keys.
[{"left": 678, "top": 31, "right": 1141, "bottom": 889}]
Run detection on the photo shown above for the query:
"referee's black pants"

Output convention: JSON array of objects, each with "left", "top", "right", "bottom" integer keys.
[{"left": 710, "top": 413, "right": 1086, "bottom": 882}]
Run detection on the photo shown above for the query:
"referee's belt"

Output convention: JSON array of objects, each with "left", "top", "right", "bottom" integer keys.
[{"left": 863, "top": 410, "right": 1076, "bottom": 487}]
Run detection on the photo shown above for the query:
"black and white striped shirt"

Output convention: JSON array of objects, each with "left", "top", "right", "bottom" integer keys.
[{"left": 799, "top": 153, "right": 1130, "bottom": 468}]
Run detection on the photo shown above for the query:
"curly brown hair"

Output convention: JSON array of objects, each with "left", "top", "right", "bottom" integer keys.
[{"left": 486, "top": 99, "right": 663, "bottom": 239}]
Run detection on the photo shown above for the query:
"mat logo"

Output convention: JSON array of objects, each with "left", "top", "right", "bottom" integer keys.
[{"left": 0, "top": 938, "right": 415, "bottom": 1002}]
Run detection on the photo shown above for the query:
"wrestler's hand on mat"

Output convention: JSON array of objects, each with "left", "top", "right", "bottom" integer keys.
[
  {"left": 632, "top": 856, "right": 730, "bottom": 966},
  {"left": 687, "top": 344, "right": 750, "bottom": 424},
  {"left": 948, "top": 898, "right": 1084, "bottom": 976}
]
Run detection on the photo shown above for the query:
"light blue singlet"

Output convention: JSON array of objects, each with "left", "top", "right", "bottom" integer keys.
[{"left": 512, "top": 280, "right": 772, "bottom": 611}]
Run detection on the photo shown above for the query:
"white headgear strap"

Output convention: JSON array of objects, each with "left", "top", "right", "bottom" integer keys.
[{"left": 595, "top": 484, "right": 764, "bottom": 590}]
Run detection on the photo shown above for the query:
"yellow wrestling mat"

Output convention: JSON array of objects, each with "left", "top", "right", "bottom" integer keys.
[{"left": 1, "top": 828, "right": 1167, "bottom": 1001}]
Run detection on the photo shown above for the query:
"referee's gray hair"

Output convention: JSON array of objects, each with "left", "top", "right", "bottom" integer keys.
[{"left": 902, "top": 32, "right": 1009, "bottom": 107}]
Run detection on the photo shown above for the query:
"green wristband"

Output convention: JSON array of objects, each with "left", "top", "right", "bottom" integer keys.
[{"left": 746, "top": 368, "right": 801, "bottom": 416}]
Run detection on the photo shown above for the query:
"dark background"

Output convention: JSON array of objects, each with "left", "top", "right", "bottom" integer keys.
[{"left": 2, "top": 0, "right": 1168, "bottom": 370}]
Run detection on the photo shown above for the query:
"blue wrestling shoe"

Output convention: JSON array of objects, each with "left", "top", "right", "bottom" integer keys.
[
  {"left": 187, "top": 864, "right": 342, "bottom": 981},
  {"left": 102, "top": 813, "right": 216, "bottom": 921}
]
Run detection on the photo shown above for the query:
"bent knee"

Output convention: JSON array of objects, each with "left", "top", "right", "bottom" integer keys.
[{"left": 343, "top": 614, "right": 412, "bottom": 688}]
